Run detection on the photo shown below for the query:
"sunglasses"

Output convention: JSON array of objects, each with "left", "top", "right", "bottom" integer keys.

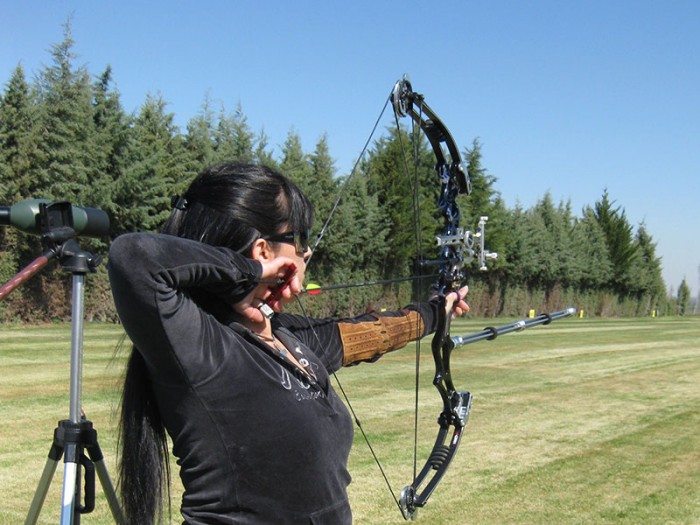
[{"left": 263, "top": 229, "right": 311, "bottom": 256}]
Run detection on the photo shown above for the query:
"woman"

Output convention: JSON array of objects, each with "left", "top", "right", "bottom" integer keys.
[{"left": 108, "top": 163, "right": 468, "bottom": 524}]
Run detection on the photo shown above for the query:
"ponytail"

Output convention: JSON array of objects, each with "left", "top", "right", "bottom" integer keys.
[{"left": 118, "top": 349, "right": 171, "bottom": 524}]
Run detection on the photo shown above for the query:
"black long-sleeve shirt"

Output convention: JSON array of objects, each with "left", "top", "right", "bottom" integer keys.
[{"left": 108, "top": 233, "right": 436, "bottom": 524}]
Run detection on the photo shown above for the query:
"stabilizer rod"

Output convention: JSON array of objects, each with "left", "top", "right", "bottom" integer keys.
[{"left": 451, "top": 308, "right": 576, "bottom": 348}]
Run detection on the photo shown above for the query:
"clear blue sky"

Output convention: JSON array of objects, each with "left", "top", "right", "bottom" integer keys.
[{"left": 2, "top": 1, "right": 699, "bottom": 300}]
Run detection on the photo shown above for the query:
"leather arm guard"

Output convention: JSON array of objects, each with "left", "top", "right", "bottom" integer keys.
[{"left": 338, "top": 310, "right": 425, "bottom": 366}]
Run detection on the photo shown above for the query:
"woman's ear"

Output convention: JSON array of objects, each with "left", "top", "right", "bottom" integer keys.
[{"left": 250, "top": 238, "right": 274, "bottom": 262}]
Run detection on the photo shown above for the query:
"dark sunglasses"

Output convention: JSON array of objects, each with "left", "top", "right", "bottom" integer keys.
[{"left": 263, "top": 229, "right": 311, "bottom": 256}]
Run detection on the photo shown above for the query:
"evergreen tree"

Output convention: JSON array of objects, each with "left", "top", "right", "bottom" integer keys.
[
  {"left": 461, "top": 138, "right": 508, "bottom": 276},
  {"left": 302, "top": 135, "right": 339, "bottom": 285},
  {"left": 516, "top": 206, "right": 556, "bottom": 289},
  {"left": 313, "top": 173, "right": 389, "bottom": 315},
  {"left": 184, "top": 95, "right": 217, "bottom": 172},
  {"left": 280, "top": 129, "right": 312, "bottom": 186},
  {"left": 91, "top": 66, "right": 134, "bottom": 221},
  {"left": 594, "top": 189, "right": 639, "bottom": 293},
  {"left": 571, "top": 207, "right": 614, "bottom": 289},
  {"left": 215, "top": 102, "right": 255, "bottom": 164},
  {"left": 0, "top": 70, "right": 30, "bottom": 292},
  {"left": 363, "top": 125, "right": 435, "bottom": 282},
  {"left": 112, "top": 94, "right": 187, "bottom": 234},
  {"left": 307, "top": 133, "right": 337, "bottom": 223},
  {"left": 0, "top": 64, "right": 39, "bottom": 201},
  {"left": 462, "top": 138, "right": 497, "bottom": 226},
  {"left": 500, "top": 203, "right": 525, "bottom": 287},
  {"left": 254, "top": 128, "right": 278, "bottom": 169},
  {"left": 677, "top": 278, "right": 691, "bottom": 316},
  {"left": 627, "top": 224, "right": 665, "bottom": 309},
  {"left": 533, "top": 194, "right": 578, "bottom": 288},
  {"left": 34, "top": 21, "right": 97, "bottom": 202}
]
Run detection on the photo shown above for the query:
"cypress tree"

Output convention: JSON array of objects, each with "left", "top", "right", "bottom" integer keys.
[
  {"left": 677, "top": 278, "right": 691, "bottom": 315},
  {"left": 571, "top": 207, "right": 614, "bottom": 290},
  {"left": 593, "top": 189, "right": 639, "bottom": 293}
]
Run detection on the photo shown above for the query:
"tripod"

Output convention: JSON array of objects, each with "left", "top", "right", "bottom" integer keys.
[{"left": 1, "top": 234, "right": 125, "bottom": 524}]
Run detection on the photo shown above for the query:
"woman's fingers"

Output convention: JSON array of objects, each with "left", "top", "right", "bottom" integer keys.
[{"left": 445, "top": 285, "right": 470, "bottom": 318}]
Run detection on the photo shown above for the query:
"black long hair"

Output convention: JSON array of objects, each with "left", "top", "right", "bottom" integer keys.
[
  {"left": 117, "top": 163, "right": 313, "bottom": 524},
  {"left": 162, "top": 163, "right": 313, "bottom": 250}
]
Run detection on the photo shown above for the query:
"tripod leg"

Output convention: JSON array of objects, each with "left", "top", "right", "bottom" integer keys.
[
  {"left": 87, "top": 440, "right": 126, "bottom": 525},
  {"left": 25, "top": 444, "right": 62, "bottom": 525},
  {"left": 94, "top": 458, "right": 126, "bottom": 524},
  {"left": 61, "top": 442, "right": 80, "bottom": 525}
]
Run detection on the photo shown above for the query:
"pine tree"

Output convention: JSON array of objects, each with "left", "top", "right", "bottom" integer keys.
[
  {"left": 215, "top": 102, "right": 255, "bottom": 164},
  {"left": 184, "top": 95, "right": 217, "bottom": 172},
  {"left": 0, "top": 64, "right": 39, "bottom": 201},
  {"left": 34, "top": 21, "right": 97, "bottom": 202},
  {"left": 91, "top": 66, "right": 134, "bottom": 223},
  {"left": 112, "top": 94, "right": 187, "bottom": 234}
]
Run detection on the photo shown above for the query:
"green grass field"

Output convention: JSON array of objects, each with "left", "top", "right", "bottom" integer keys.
[{"left": 1, "top": 316, "right": 699, "bottom": 524}]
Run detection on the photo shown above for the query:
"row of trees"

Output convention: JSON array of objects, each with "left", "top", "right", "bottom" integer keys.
[{"left": 0, "top": 26, "right": 688, "bottom": 322}]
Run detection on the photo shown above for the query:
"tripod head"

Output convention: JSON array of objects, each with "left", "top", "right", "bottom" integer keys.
[
  {"left": 0, "top": 198, "right": 110, "bottom": 239},
  {"left": 0, "top": 200, "right": 108, "bottom": 301}
]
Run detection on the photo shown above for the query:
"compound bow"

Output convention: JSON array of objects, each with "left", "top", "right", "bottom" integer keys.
[
  {"left": 389, "top": 76, "right": 496, "bottom": 519},
  {"left": 305, "top": 76, "right": 573, "bottom": 520},
  {"left": 305, "top": 76, "right": 498, "bottom": 520}
]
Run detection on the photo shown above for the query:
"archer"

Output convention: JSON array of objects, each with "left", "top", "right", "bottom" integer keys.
[{"left": 108, "top": 162, "right": 469, "bottom": 524}]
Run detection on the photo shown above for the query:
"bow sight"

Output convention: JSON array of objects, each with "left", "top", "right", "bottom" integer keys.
[{"left": 431, "top": 216, "right": 499, "bottom": 273}]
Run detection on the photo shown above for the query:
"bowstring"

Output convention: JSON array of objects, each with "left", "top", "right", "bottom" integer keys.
[
  {"left": 392, "top": 100, "right": 428, "bottom": 488},
  {"left": 295, "top": 82, "right": 435, "bottom": 517},
  {"left": 293, "top": 297, "right": 402, "bottom": 513},
  {"left": 305, "top": 95, "right": 391, "bottom": 268},
  {"left": 294, "top": 86, "right": 406, "bottom": 515}
]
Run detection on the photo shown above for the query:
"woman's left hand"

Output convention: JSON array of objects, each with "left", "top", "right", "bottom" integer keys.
[{"left": 444, "top": 285, "right": 470, "bottom": 319}]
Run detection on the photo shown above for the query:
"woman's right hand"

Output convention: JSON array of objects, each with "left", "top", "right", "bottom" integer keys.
[{"left": 234, "top": 258, "right": 301, "bottom": 324}]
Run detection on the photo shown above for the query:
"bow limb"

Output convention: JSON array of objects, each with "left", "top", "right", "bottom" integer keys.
[{"left": 391, "top": 77, "right": 471, "bottom": 196}]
